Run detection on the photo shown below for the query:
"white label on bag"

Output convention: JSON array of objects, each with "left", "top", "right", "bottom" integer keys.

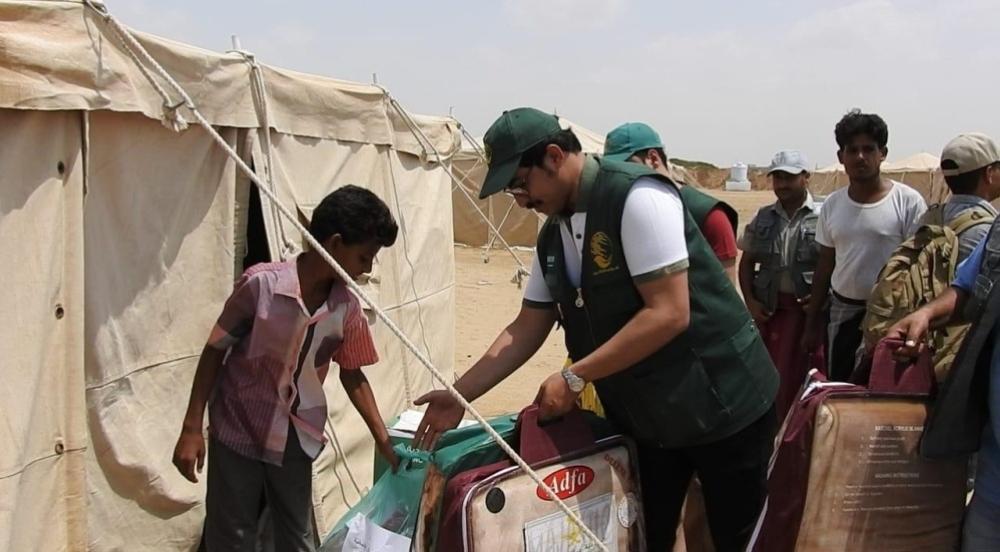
[
  {"left": 341, "top": 514, "right": 411, "bottom": 552},
  {"left": 523, "top": 493, "right": 617, "bottom": 551}
]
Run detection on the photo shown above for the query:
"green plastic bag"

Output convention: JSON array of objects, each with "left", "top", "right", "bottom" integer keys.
[
  {"left": 321, "top": 414, "right": 518, "bottom": 551},
  {"left": 321, "top": 445, "right": 430, "bottom": 551}
]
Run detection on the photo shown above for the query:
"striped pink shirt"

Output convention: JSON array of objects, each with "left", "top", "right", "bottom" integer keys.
[{"left": 207, "top": 259, "right": 378, "bottom": 465}]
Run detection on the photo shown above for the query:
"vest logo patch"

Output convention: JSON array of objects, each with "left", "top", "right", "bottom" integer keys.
[{"left": 590, "top": 232, "right": 618, "bottom": 273}]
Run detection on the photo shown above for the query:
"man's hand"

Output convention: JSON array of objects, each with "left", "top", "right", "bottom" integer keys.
[
  {"left": 377, "top": 439, "right": 401, "bottom": 473},
  {"left": 172, "top": 428, "right": 206, "bottom": 483},
  {"left": 886, "top": 310, "right": 932, "bottom": 361},
  {"left": 535, "top": 372, "right": 581, "bottom": 421},
  {"left": 412, "top": 390, "right": 465, "bottom": 451},
  {"left": 801, "top": 320, "right": 822, "bottom": 352},
  {"left": 746, "top": 297, "right": 772, "bottom": 323}
]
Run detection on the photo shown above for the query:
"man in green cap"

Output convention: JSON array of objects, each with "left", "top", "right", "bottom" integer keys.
[
  {"left": 604, "top": 122, "right": 740, "bottom": 283},
  {"left": 413, "top": 108, "right": 778, "bottom": 551}
]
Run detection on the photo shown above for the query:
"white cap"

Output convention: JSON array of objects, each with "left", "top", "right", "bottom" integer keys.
[
  {"left": 941, "top": 133, "right": 1000, "bottom": 176},
  {"left": 768, "top": 150, "right": 810, "bottom": 175}
]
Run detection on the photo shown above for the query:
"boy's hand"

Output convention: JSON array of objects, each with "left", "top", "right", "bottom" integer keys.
[
  {"left": 172, "top": 428, "right": 206, "bottom": 483},
  {"left": 412, "top": 390, "right": 465, "bottom": 451},
  {"left": 377, "top": 439, "right": 401, "bottom": 474}
]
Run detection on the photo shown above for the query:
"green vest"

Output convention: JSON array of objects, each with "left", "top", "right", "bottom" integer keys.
[
  {"left": 538, "top": 157, "right": 778, "bottom": 448},
  {"left": 679, "top": 185, "right": 738, "bottom": 238}
]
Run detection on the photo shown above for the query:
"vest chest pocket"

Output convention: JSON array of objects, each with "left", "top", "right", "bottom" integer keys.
[
  {"left": 752, "top": 267, "right": 774, "bottom": 304},
  {"left": 600, "top": 348, "right": 729, "bottom": 447},
  {"left": 968, "top": 227, "right": 1000, "bottom": 317},
  {"left": 794, "top": 218, "right": 820, "bottom": 263},
  {"left": 972, "top": 273, "right": 994, "bottom": 311},
  {"left": 984, "top": 227, "right": 1000, "bottom": 273},
  {"left": 587, "top": 278, "right": 643, "bottom": 321},
  {"left": 749, "top": 216, "right": 778, "bottom": 256}
]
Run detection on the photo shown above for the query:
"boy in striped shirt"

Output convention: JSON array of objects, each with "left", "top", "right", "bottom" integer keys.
[{"left": 172, "top": 185, "right": 400, "bottom": 552}]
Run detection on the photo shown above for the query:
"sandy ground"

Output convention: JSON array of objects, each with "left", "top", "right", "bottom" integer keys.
[{"left": 456, "top": 189, "right": 776, "bottom": 416}]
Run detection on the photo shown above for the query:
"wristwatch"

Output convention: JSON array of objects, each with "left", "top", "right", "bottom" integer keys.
[{"left": 561, "top": 366, "right": 586, "bottom": 393}]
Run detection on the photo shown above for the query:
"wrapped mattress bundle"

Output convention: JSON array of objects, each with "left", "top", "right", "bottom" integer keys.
[
  {"left": 749, "top": 339, "right": 968, "bottom": 551},
  {"left": 323, "top": 406, "right": 646, "bottom": 551}
]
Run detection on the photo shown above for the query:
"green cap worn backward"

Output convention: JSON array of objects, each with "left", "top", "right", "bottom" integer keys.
[
  {"left": 604, "top": 122, "right": 664, "bottom": 162},
  {"left": 479, "top": 108, "right": 562, "bottom": 199}
]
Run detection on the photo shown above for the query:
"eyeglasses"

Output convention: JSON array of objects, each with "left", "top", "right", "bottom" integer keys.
[{"left": 504, "top": 166, "right": 534, "bottom": 197}]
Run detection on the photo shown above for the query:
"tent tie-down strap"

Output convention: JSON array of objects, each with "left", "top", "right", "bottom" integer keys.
[
  {"left": 457, "top": 123, "right": 545, "bottom": 230},
  {"left": 456, "top": 122, "right": 545, "bottom": 274},
  {"left": 83, "top": 2, "right": 608, "bottom": 550},
  {"left": 227, "top": 46, "right": 295, "bottom": 259},
  {"left": 381, "top": 92, "right": 534, "bottom": 288}
]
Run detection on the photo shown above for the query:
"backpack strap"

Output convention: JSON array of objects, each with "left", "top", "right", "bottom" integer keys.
[
  {"left": 919, "top": 203, "right": 947, "bottom": 227},
  {"left": 948, "top": 205, "right": 996, "bottom": 236}
]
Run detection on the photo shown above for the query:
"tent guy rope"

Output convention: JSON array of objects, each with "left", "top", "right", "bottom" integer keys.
[
  {"left": 83, "top": 2, "right": 610, "bottom": 549},
  {"left": 384, "top": 93, "right": 532, "bottom": 287}
]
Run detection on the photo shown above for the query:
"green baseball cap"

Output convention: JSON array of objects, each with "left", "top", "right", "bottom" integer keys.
[
  {"left": 479, "top": 107, "right": 563, "bottom": 199},
  {"left": 604, "top": 122, "right": 664, "bottom": 162}
]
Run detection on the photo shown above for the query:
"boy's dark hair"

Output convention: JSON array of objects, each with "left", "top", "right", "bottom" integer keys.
[
  {"left": 518, "top": 129, "right": 583, "bottom": 167},
  {"left": 309, "top": 185, "right": 398, "bottom": 247},
  {"left": 835, "top": 109, "right": 889, "bottom": 151},
  {"left": 943, "top": 161, "right": 1000, "bottom": 195}
]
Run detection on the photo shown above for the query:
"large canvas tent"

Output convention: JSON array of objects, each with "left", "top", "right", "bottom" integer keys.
[
  {"left": 811, "top": 152, "right": 949, "bottom": 202},
  {"left": 0, "top": 2, "right": 460, "bottom": 550},
  {"left": 451, "top": 119, "right": 697, "bottom": 248}
]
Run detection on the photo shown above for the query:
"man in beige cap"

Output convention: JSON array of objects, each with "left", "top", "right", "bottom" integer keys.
[
  {"left": 887, "top": 135, "right": 1000, "bottom": 551},
  {"left": 934, "top": 132, "right": 1000, "bottom": 261}
]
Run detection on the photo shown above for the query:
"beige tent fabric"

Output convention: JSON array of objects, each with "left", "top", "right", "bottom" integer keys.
[
  {"left": 811, "top": 154, "right": 949, "bottom": 203},
  {"left": 0, "top": 109, "right": 88, "bottom": 552},
  {"left": 451, "top": 117, "right": 700, "bottom": 248},
  {"left": 0, "top": 1, "right": 460, "bottom": 158},
  {"left": 263, "top": 132, "right": 457, "bottom": 534},
  {"left": 83, "top": 112, "right": 239, "bottom": 551},
  {"left": 883, "top": 152, "right": 941, "bottom": 171},
  {"left": 451, "top": 156, "right": 542, "bottom": 248},
  {"left": 449, "top": 116, "right": 600, "bottom": 249},
  {"left": 2, "top": 2, "right": 460, "bottom": 549}
]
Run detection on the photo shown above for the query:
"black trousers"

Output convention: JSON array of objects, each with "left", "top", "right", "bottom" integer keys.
[
  {"left": 828, "top": 294, "right": 867, "bottom": 382},
  {"left": 203, "top": 428, "right": 315, "bottom": 552},
  {"left": 637, "top": 407, "right": 776, "bottom": 552}
]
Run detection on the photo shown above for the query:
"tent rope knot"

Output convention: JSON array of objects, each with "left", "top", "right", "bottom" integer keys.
[
  {"left": 281, "top": 240, "right": 301, "bottom": 261},
  {"left": 160, "top": 99, "right": 189, "bottom": 132},
  {"left": 511, "top": 266, "right": 530, "bottom": 289}
]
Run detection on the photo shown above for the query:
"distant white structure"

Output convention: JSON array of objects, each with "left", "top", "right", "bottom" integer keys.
[{"left": 725, "top": 162, "right": 752, "bottom": 191}]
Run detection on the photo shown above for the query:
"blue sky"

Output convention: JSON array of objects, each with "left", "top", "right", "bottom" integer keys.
[{"left": 107, "top": 0, "right": 1000, "bottom": 166}]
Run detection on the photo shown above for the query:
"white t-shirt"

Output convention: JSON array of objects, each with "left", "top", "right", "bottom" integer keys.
[
  {"left": 523, "top": 177, "right": 689, "bottom": 303},
  {"left": 815, "top": 180, "right": 927, "bottom": 301}
]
